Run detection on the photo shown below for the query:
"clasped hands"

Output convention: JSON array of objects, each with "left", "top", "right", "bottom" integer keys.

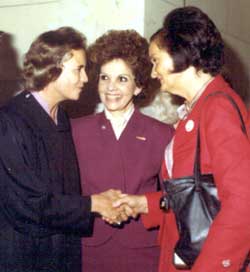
[{"left": 91, "top": 189, "right": 148, "bottom": 225}]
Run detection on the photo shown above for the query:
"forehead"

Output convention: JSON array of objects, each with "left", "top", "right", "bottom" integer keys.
[
  {"left": 149, "top": 41, "right": 172, "bottom": 59},
  {"left": 149, "top": 41, "right": 162, "bottom": 56},
  {"left": 100, "top": 58, "right": 133, "bottom": 75},
  {"left": 63, "top": 49, "right": 86, "bottom": 66}
]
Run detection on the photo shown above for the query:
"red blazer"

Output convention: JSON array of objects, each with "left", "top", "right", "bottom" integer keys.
[
  {"left": 142, "top": 75, "right": 250, "bottom": 272},
  {"left": 71, "top": 109, "right": 173, "bottom": 248}
]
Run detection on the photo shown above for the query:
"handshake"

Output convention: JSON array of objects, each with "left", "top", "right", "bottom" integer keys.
[{"left": 91, "top": 189, "right": 148, "bottom": 225}]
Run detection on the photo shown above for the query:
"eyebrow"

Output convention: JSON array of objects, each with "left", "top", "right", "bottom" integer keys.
[
  {"left": 100, "top": 72, "right": 132, "bottom": 77},
  {"left": 78, "top": 64, "right": 85, "bottom": 69}
]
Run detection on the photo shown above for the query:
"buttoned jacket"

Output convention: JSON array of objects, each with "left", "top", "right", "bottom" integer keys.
[
  {"left": 142, "top": 75, "right": 250, "bottom": 272},
  {"left": 72, "top": 109, "right": 173, "bottom": 248}
]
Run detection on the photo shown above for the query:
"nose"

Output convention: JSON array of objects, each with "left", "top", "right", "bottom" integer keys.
[
  {"left": 107, "top": 81, "right": 116, "bottom": 91},
  {"left": 81, "top": 69, "right": 88, "bottom": 83},
  {"left": 151, "top": 65, "right": 157, "bottom": 79}
]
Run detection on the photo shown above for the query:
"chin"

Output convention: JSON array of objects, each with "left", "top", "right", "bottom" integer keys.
[
  {"left": 160, "top": 87, "right": 169, "bottom": 93},
  {"left": 71, "top": 92, "right": 81, "bottom": 101},
  {"left": 104, "top": 103, "right": 119, "bottom": 111},
  {"left": 106, "top": 106, "right": 119, "bottom": 112},
  {"left": 161, "top": 85, "right": 175, "bottom": 95}
]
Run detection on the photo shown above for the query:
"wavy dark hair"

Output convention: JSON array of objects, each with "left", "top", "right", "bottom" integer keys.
[
  {"left": 150, "top": 6, "right": 224, "bottom": 76},
  {"left": 88, "top": 29, "right": 154, "bottom": 105},
  {"left": 23, "top": 27, "right": 87, "bottom": 91}
]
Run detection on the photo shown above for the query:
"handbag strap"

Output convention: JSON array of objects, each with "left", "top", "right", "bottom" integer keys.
[
  {"left": 193, "top": 91, "right": 248, "bottom": 182},
  {"left": 209, "top": 92, "right": 247, "bottom": 135}
]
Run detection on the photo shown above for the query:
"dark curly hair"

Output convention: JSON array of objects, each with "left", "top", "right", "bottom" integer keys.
[
  {"left": 88, "top": 29, "right": 154, "bottom": 105},
  {"left": 23, "top": 26, "right": 87, "bottom": 91},
  {"left": 150, "top": 6, "right": 224, "bottom": 76}
]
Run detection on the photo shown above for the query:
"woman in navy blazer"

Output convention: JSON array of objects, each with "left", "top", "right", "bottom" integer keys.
[{"left": 71, "top": 30, "right": 174, "bottom": 272}]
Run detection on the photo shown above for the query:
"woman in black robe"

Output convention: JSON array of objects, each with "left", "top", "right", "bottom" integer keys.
[{"left": 0, "top": 27, "right": 124, "bottom": 272}]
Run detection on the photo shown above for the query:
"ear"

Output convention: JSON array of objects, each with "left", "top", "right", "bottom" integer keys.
[{"left": 134, "top": 87, "right": 142, "bottom": 96}]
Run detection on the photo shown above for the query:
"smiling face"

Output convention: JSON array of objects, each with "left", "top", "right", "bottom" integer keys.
[
  {"left": 52, "top": 49, "right": 88, "bottom": 103},
  {"left": 149, "top": 41, "right": 186, "bottom": 97},
  {"left": 98, "top": 58, "right": 141, "bottom": 116}
]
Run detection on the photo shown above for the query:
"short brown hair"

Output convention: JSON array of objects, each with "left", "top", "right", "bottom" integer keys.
[
  {"left": 23, "top": 27, "right": 87, "bottom": 91},
  {"left": 88, "top": 30, "right": 153, "bottom": 105},
  {"left": 151, "top": 6, "right": 224, "bottom": 76}
]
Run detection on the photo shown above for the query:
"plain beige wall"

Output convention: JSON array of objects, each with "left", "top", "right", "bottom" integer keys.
[
  {"left": 0, "top": 0, "right": 249, "bottom": 106},
  {"left": 186, "top": 0, "right": 250, "bottom": 104},
  {"left": 144, "top": 0, "right": 184, "bottom": 39},
  {"left": 144, "top": 0, "right": 250, "bottom": 105},
  {"left": 0, "top": 0, "right": 146, "bottom": 110},
  {"left": 0, "top": 0, "right": 145, "bottom": 64}
]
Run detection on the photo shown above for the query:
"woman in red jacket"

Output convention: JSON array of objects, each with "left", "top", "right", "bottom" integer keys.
[{"left": 114, "top": 6, "right": 250, "bottom": 272}]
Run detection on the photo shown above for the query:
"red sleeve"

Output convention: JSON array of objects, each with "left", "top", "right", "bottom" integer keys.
[
  {"left": 192, "top": 96, "right": 250, "bottom": 271},
  {"left": 141, "top": 191, "right": 163, "bottom": 228}
]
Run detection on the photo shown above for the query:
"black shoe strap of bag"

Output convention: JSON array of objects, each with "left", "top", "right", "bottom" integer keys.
[
  {"left": 193, "top": 91, "right": 249, "bottom": 270},
  {"left": 194, "top": 91, "right": 247, "bottom": 180}
]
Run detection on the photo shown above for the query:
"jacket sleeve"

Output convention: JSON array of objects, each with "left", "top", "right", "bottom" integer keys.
[
  {"left": 192, "top": 96, "right": 250, "bottom": 271},
  {"left": 141, "top": 191, "right": 163, "bottom": 228},
  {"left": 0, "top": 112, "right": 94, "bottom": 237}
]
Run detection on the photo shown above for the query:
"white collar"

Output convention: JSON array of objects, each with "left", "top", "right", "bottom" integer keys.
[
  {"left": 104, "top": 105, "right": 135, "bottom": 139},
  {"left": 104, "top": 104, "right": 135, "bottom": 124}
]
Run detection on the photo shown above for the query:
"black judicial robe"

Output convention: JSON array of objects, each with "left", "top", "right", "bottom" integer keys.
[{"left": 0, "top": 91, "right": 93, "bottom": 272}]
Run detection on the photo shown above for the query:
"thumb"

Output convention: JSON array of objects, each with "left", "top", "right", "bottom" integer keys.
[{"left": 112, "top": 196, "right": 128, "bottom": 208}]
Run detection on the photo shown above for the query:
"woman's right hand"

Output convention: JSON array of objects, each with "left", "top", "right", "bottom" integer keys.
[{"left": 112, "top": 194, "right": 148, "bottom": 218}]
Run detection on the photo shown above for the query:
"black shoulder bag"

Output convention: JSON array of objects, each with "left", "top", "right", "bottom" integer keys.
[{"left": 160, "top": 92, "right": 249, "bottom": 270}]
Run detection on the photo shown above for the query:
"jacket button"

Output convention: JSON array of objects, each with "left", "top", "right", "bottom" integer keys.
[
  {"left": 185, "top": 119, "right": 194, "bottom": 132},
  {"left": 222, "top": 259, "right": 231, "bottom": 267},
  {"left": 101, "top": 125, "right": 106, "bottom": 130}
]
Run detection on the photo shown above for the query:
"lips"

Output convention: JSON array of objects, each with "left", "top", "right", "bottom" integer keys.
[
  {"left": 157, "top": 76, "right": 163, "bottom": 82},
  {"left": 105, "top": 93, "right": 121, "bottom": 99}
]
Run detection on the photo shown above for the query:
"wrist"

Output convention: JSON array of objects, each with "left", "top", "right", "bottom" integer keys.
[
  {"left": 91, "top": 194, "right": 102, "bottom": 214},
  {"left": 138, "top": 195, "right": 148, "bottom": 214}
]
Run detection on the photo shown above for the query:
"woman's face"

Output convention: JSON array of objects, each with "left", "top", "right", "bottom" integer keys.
[
  {"left": 98, "top": 58, "right": 141, "bottom": 115},
  {"left": 149, "top": 41, "right": 185, "bottom": 96},
  {"left": 53, "top": 49, "right": 88, "bottom": 102}
]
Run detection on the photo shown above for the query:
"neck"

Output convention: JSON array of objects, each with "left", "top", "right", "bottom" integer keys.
[
  {"left": 39, "top": 88, "right": 60, "bottom": 121},
  {"left": 185, "top": 72, "right": 213, "bottom": 103},
  {"left": 105, "top": 103, "right": 134, "bottom": 119}
]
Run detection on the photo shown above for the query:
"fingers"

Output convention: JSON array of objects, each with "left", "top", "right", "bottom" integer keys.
[
  {"left": 92, "top": 189, "right": 147, "bottom": 225},
  {"left": 122, "top": 204, "right": 137, "bottom": 218},
  {"left": 112, "top": 195, "right": 140, "bottom": 219},
  {"left": 91, "top": 192, "right": 122, "bottom": 223},
  {"left": 112, "top": 196, "right": 129, "bottom": 208},
  {"left": 117, "top": 205, "right": 129, "bottom": 221},
  {"left": 100, "top": 189, "right": 125, "bottom": 201},
  {"left": 113, "top": 195, "right": 148, "bottom": 215}
]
